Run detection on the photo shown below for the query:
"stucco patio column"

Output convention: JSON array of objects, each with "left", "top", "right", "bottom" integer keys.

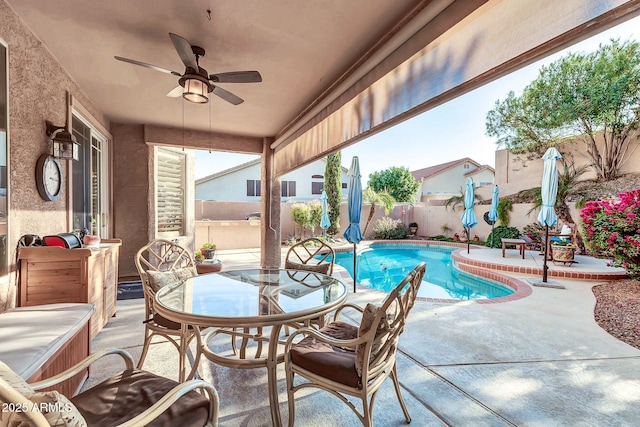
[{"left": 261, "top": 138, "right": 281, "bottom": 268}]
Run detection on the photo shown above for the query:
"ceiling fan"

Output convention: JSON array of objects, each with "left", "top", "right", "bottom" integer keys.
[{"left": 115, "top": 33, "right": 261, "bottom": 105}]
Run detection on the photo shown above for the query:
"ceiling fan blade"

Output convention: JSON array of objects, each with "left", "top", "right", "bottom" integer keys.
[
  {"left": 209, "top": 71, "right": 262, "bottom": 83},
  {"left": 165, "top": 86, "right": 183, "bottom": 98},
  {"left": 212, "top": 86, "right": 244, "bottom": 105},
  {"left": 114, "top": 56, "right": 181, "bottom": 76},
  {"left": 169, "top": 33, "right": 198, "bottom": 70}
]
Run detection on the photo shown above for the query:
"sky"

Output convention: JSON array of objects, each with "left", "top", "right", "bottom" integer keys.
[{"left": 195, "top": 16, "right": 640, "bottom": 182}]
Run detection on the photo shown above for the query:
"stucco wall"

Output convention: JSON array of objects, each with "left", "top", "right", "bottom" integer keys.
[
  {"left": 112, "top": 124, "right": 149, "bottom": 279},
  {"left": 495, "top": 133, "right": 640, "bottom": 197},
  {"left": 0, "top": 0, "right": 108, "bottom": 310}
]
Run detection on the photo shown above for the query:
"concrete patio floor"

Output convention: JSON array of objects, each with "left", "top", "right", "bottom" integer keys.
[{"left": 88, "top": 245, "right": 640, "bottom": 426}]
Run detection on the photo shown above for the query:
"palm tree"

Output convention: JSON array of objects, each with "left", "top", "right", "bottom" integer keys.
[
  {"left": 362, "top": 188, "right": 395, "bottom": 236},
  {"left": 444, "top": 186, "right": 485, "bottom": 211}
]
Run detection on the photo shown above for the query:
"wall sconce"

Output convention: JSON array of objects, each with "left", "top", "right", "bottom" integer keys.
[{"left": 46, "top": 120, "right": 79, "bottom": 161}]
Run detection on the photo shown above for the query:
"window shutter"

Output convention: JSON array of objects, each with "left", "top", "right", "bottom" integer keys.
[{"left": 157, "top": 149, "right": 185, "bottom": 237}]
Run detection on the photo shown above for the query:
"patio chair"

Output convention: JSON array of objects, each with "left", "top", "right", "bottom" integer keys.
[
  {"left": 284, "top": 237, "right": 336, "bottom": 329},
  {"left": 135, "top": 239, "right": 201, "bottom": 381},
  {"left": 0, "top": 348, "right": 219, "bottom": 426},
  {"left": 285, "top": 237, "right": 335, "bottom": 275},
  {"left": 284, "top": 262, "right": 426, "bottom": 427}
]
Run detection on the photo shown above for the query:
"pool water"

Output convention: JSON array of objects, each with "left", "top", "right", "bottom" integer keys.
[{"left": 331, "top": 244, "right": 514, "bottom": 300}]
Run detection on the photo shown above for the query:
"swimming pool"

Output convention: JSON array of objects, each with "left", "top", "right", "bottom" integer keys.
[{"left": 331, "top": 244, "right": 514, "bottom": 300}]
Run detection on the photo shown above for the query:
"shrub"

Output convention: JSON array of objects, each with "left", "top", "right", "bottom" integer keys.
[
  {"left": 485, "top": 226, "right": 520, "bottom": 248},
  {"left": 373, "top": 217, "right": 408, "bottom": 240},
  {"left": 497, "top": 199, "right": 513, "bottom": 226},
  {"left": 522, "top": 223, "right": 545, "bottom": 251},
  {"left": 580, "top": 189, "right": 640, "bottom": 279}
]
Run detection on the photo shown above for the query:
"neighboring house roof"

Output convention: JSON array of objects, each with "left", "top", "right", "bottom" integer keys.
[
  {"left": 464, "top": 164, "right": 495, "bottom": 177},
  {"left": 195, "top": 159, "right": 261, "bottom": 185},
  {"left": 196, "top": 158, "right": 349, "bottom": 185},
  {"left": 411, "top": 157, "right": 481, "bottom": 181}
]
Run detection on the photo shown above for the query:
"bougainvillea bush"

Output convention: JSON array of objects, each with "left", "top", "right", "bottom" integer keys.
[{"left": 580, "top": 189, "right": 640, "bottom": 279}]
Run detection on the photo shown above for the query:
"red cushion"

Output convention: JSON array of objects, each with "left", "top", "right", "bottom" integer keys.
[
  {"left": 71, "top": 369, "right": 209, "bottom": 427},
  {"left": 290, "top": 321, "right": 362, "bottom": 389}
]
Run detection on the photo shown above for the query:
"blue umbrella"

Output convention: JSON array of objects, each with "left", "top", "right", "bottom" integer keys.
[
  {"left": 488, "top": 185, "right": 499, "bottom": 247},
  {"left": 460, "top": 177, "right": 477, "bottom": 254},
  {"left": 320, "top": 190, "right": 331, "bottom": 232},
  {"left": 538, "top": 147, "right": 562, "bottom": 282},
  {"left": 343, "top": 156, "right": 363, "bottom": 292}
]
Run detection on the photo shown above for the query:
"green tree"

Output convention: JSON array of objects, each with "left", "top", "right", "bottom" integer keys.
[
  {"left": 486, "top": 38, "right": 640, "bottom": 181},
  {"left": 368, "top": 166, "right": 420, "bottom": 202},
  {"left": 362, "top": 187, "right": 396, "bottom": 236},
  {"left": 497, "top": 199, "right": 512, "bottom": 226},
  {"left": 324, "top": 152, "right": 342, "bottom": 236}
]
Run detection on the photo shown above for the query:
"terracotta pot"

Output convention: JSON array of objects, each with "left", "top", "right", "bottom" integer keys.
[
  {"left": 83, "top": 235, "right": 101, "bottom": 247},
  {"left": 196, "top": 261, "right": 222, "bottom": 274},
  {"left": 552, "top": 245, "right": 576, "bottom": 262}
]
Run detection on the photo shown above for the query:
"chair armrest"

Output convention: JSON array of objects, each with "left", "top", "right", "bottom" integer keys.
[
  {"left": 0, "top": 378, "right": 50, "bottom": 426},
  {"left": 333, "top": 302, "right": 364, "bottom": 322},
  {"left": 116, "top": 379, "right": 219, "bottom": 427},
  {"left": 29, "top": 349, "right": 135, "bottom": 390},
  {"left": 284, "top": 326, "right": 367, "bottom": 354}
]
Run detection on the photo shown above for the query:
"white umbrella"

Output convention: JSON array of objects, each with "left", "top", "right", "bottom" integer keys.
[{"left": 537, "top": 147, "right": 562, "bottom": 282}]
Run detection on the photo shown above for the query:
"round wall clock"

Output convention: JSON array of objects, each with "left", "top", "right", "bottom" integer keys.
[{"left": 35, "top": 154, "right": 63, "bottom": 201}]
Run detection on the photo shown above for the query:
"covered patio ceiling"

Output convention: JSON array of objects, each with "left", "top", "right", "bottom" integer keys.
[{"left": 7, "top": 0, "right": 640, "bottom": 175}]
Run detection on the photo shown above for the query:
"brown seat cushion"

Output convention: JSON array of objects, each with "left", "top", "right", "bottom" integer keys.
[
  {"left": 289, "top": 321, "right": 362, "bottom": 389},
  {"left": 285, "top": 260, "right": 330, "bottom": 274},
  {"left": 71, "top": 369, "right": 209, "bottom": 427}
]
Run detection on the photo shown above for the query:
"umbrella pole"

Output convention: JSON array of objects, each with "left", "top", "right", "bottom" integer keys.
[
  {"left": 543, "top": 225, "right": 549, "bottom": 283},
  {"left": 467, "top": 227, "right": 470, "bottom": 254},
  {"left": 353, "top": 243, "right": 357, "bottom": 293}
]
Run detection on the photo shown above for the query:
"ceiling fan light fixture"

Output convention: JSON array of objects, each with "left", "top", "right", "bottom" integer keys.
[{"left": 183, "top": 77, "right": 209, "bottom": 103}]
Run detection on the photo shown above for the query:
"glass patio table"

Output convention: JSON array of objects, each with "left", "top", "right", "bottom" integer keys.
[{"left": 154, "top": 268, "right": 348, "bottom": 426}]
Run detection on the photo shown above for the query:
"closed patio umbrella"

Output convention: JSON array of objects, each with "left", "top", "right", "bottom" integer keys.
[
  {"left": 488, "top": 185, "right": 499, "bottom": 247},
  {"left": 538, "top": 147, "right": 562, "bottom": 283},
  {"left": 460, "top": 177, "right": 477, "bottom": 254},
  {"left": 320, "top": 190, "right": 330, "bottom": 234},
  {"left": 343, "top": 156, "right": 363, "bottom": 292}
]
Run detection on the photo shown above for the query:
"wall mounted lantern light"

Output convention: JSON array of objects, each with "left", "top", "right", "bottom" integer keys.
[{"left": 46, "top": 120, "right": 79, "bottom": 161}]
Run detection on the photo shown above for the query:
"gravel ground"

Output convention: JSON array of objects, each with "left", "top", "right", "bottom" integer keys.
[{"left": 593, "top": 279, "right": 640, "bottom": 350}]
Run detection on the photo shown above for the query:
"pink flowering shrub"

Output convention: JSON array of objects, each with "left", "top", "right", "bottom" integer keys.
[{"left": 580, "top": 189, "right": 640, "bottom": 278}]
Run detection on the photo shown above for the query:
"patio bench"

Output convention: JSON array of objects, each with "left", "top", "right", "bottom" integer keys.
[
  {"left": 0, "top": 303, "right": 94, "bottom": 396},
  {"left": 501, "top": 238, "right": 526, "bottom": 259}
]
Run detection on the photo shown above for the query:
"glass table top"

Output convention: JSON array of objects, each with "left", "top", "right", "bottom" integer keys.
[{"left": 155, "top": 269, "right": 347, "bottom": 320}]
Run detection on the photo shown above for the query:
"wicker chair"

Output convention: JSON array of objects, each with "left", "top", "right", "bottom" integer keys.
[
  {"left": 284, "top": 262, "right": 426, "bottom": 427},
  {"left": 285, "top": 237, "right": 335, "bottom": 275},
  {"left": 134, "top": 239, "right": 201, "bottom": 381},
  {"left": 0, "top": 348, "right": 219, "bottom": 427},
  {"left": 284, "top": 237, "right": 336, "bottom": 329}
]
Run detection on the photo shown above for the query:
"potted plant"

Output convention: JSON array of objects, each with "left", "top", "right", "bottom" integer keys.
[
  {"left": 200, "top": 243, "right": 217, "bottom": 260},
  {"left": 453, "top": 233, "right": 460, "bottom": 241},
  {"left": 551, "top": 240, "right": 577, "bottom": 265},
  {"left": 409, "top": 222, "right": 418, "bottom": 236},
  {"left": 473, "top": 234, "right": 480, "bottom": 242}
]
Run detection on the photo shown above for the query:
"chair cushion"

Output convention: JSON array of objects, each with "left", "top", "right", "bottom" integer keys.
[
  {"left": 355, "top": 303, "right": 388, "bottom": 376},
  {"left": 146, "top": 267, "right": 198, "bottom": 293},
  {"left": 289, "top": 321, "right": 362, "bottom": 389},
  {"left": 285, "top": 260, "right": 330, "bottom": 274},
  {"left": 30, "top": 390, "right": 88, "bottom": 426},
  {"left": 71, "top": 369, "right": 209, "bottom": 427}
]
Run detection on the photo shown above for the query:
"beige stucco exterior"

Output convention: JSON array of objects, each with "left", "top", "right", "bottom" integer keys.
[{"left": 495, "top": 132, "right": 640, "bottom": 197}]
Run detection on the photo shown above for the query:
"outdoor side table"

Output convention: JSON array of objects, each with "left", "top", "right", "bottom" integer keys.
[{"left": 501, "top": 238, "right": 526, "bottom": 259}]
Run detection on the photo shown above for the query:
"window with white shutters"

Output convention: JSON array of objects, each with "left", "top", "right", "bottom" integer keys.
[{"left": 157, "top": 148, "right": 185, "bottom": 237}]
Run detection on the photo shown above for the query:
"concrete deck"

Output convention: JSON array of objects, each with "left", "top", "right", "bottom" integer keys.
[{"left": 88, "top": 245, "right": 640, "bottom": 426}]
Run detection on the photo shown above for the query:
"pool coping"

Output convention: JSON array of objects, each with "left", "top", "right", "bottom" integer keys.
[{"left": 332, "top": 240, "right": 532, "bottom": 304}]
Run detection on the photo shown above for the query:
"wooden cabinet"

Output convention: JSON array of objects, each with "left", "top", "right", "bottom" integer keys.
[{"left": 18, "top": 239, "right": 122, "bottom": 339}]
